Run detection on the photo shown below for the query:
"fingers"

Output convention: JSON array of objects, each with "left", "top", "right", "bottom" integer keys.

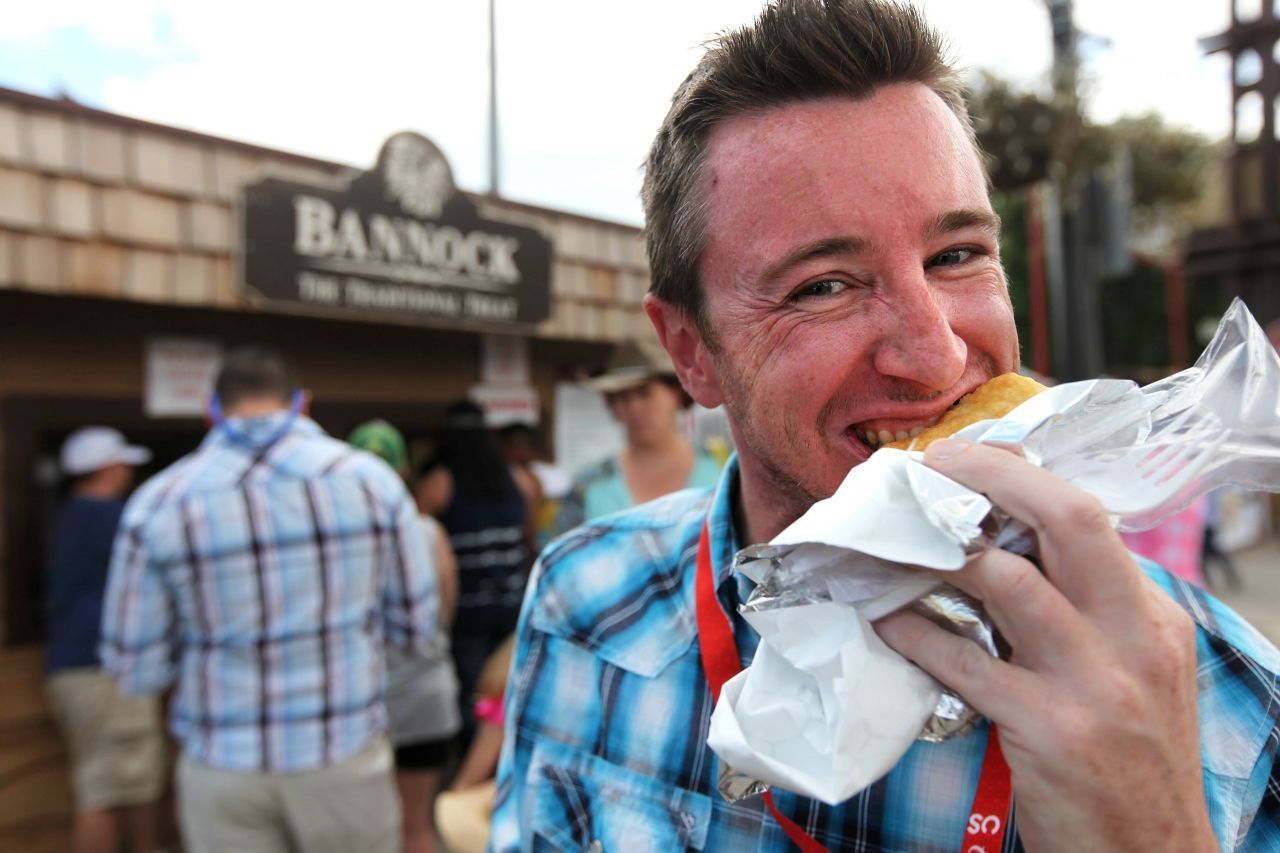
[
  {"left": 874, "top": 608, "right": 1047, "bottom": 724},
  {"left": 942, "top": 549, "right": 1091, "bottom": 672},
  {"left": 922, "top": 439, "right": 1145, "bottom": 618}
]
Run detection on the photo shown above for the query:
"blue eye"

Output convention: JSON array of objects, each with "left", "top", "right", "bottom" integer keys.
[
  {"left": 794, "top": 279, "right": 848, "bottom": 300},
  {"left": 929, "top": 248, "right": 977, "bottom": 268}
]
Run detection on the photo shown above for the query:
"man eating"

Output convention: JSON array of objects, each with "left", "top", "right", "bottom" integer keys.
[{"left": 491, "top": 2, "right": 1280, "bottom": 850}]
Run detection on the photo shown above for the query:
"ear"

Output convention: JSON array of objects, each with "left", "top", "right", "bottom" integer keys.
[
  {"left": 300, "top": 389, "right": 313, "bottom": 417},
  {"left": 644, "top": 293, "right": 725, "bottom": 409}
]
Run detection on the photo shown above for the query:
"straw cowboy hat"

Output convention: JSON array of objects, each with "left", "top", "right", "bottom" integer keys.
[{"left": 584, "top": 337, "right": 679, "bottom": 396}]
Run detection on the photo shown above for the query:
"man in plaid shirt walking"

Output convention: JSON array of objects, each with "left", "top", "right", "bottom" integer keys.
[{"left": 101, "top": 346, "right": 438, "bottom": 853}]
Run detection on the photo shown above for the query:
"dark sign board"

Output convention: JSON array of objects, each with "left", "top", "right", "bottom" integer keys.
[{"left": 242, "top": 133, "right": 552, "bottom": 327}]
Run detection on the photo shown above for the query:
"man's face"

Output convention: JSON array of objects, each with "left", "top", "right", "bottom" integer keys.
[
  {"left": 100, "top": 462, "right": 135, "bottom": 497},
  {"left": 691, "top": 84, "right": 1019, "bottom": 521}
]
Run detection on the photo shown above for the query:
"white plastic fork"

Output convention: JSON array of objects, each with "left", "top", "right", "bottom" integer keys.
[{"left": 1062, "top": 408, "right": 1229, "bottom": 518}]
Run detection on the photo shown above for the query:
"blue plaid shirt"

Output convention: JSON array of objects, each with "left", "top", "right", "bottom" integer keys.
[
  {"left": 100, "top": 414, "right": 437, "bottom": 772},
  {"left": 492, "top": 457, "right": 1280, "bottom": 851}
]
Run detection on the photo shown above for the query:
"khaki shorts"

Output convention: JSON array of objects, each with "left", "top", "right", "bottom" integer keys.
[
  {"left": 178, "top": 736, "right": 399, "bottom": 853},
  {"left": 45, "top": 668, "right": 166, "bottom": 810}
]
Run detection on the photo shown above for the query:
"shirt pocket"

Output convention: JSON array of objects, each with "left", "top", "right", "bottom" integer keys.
[{"left": 529, "top": 738, "right": 713, "bottom": 852}]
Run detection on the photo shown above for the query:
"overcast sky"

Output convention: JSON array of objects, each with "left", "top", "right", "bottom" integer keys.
[{"left": 1, "top": 1, "right": 1234, "bottom": 225}]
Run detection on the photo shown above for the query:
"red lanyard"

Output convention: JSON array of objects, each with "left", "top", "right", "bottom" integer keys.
[
  {"left": 962, "top": 724, "right": 1013, "bottom": 852},
  {"left": 694, "top": 522, "right": 1012, "bottom": 853}
]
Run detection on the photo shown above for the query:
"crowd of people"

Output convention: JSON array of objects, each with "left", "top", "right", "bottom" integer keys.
[
  {"left": 37, "top": 1, "right": 1280, "bottom": 851},
  {"left": 44, "top": 344, "right": 723, "bottom": 852}
]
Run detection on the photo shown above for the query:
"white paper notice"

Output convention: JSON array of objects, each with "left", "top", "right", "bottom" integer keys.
[
  {"left": 480, "top": 334, "right": 530, "bottom": 385},
  {"left": 552, "top": 382, "right": 624, "bottom": 475},
  {"left": 145, "top": 338, "right": 222, "bottom": 418}
]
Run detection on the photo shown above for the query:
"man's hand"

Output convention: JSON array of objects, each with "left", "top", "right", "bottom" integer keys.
[{"left": 875, "top": 438, "right": 1216, "bottom": 853}]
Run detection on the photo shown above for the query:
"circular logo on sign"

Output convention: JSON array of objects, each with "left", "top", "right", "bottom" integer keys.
[{"left": 379, "top": 132, "right": 455, "bottom": 219}]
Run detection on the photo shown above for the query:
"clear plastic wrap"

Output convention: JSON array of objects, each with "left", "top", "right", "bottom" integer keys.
[
  {"left": 1111, "top": 298, "right": 1280, "bottom": 528},
  {"left": 988, "top": 298, "right": 1280, "bottom": 532}
]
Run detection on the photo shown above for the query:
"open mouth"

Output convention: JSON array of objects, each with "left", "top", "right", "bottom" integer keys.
[
  {"left": 855, "top": 424, "right": 928, "bottom": 447},
  {"left": 852, "top": 391, "right": 973, "bottom": 448}
]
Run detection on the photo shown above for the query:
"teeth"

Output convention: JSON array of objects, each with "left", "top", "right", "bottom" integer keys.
[{"left": 856, "top": 419, "right": 933, "bottom": 447}]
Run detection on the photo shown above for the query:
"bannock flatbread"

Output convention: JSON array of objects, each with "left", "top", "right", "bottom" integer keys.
[{"left": 884, "top": 373, "right": 1048, "bottom": 451}]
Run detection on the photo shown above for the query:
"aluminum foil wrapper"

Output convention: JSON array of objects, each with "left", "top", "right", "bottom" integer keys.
[
  {"left": 739, "top": 549, "right": 998, "bottom": 739},
  {"left": 716, "top": 760, "right": 771, "bottom": 803},
  {"left": 908, "top": 585, "right": 997, "bottom": 742},
  {"left": 711, "top": 546, "right": 997, "bottom": 802}
]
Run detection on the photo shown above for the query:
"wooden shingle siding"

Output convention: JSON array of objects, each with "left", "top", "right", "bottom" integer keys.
[
  {"left": 0, "top": 168, "right": 43, "bottom": 230},
  {"left": 47, "top": 178, "right": 95, "bottom": 238},
  {"left": 185, "top": 201, "right": 233, "bottom": 252},
  {"left": 101, "top": 188, "right": 183, "bottom": 248},
  {"left": 65, "top": 241, "right": 125, "bottom": 297},
  {"left": 16, "top": 235, "right": 60, "bottom": 292},
  {"left": 0, "top": 104, "right": 23, "bottom": 164},
  {"left": 26, "top": 111, "right": 74, "bottom": 174},
  {"left": 77, "top": 121, "right": 128, "bottom": 183},
  {"left": 174, "top": 253, "right": 216, "bottom": 304},
  {"left": 131, "top": 132, "right": 212, "bottom": 198},
  {"left": 0, "top": 87, "right": 658, "bottom": 345}
]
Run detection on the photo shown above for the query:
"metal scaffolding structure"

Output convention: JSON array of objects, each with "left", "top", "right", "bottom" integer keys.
[{"left": 1185, "top": 2, "right": 1280, "bottom": 325}]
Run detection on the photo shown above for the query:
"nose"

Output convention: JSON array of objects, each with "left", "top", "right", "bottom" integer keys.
[
  {"left": 613, "top": 392, "right": 641, "bottom": 417},
  {"left": 609, "top": 391, "right": 643, "bottom": 425},
  {"left": 871, "top": 270, "right": 968, "bottom": 393}
]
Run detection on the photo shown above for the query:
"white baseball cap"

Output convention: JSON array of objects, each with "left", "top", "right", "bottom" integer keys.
[{"left": 60, "top": 427, "right": 152, "bottom": 476}]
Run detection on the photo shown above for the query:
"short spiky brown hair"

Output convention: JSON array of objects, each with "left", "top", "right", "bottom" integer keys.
[{"left": 641, "top": 0, "right": 976, "bottom": 335}]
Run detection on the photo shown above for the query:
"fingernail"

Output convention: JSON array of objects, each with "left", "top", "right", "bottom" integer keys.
[{"left": 925, "top": 438, "right": 968, "bottom": 461}]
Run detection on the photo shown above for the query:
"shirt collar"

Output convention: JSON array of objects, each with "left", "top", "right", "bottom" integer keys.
[
  {"left": 704, "top": 453, "right": 743, "bottom": 590},
  {"left": 204, "top": 412, "right": 324, "bottom": 451}
]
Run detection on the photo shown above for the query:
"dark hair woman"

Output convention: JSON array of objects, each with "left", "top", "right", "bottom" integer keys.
[{"left": 414, "top": 401, "right": 526, "bottom": 743}]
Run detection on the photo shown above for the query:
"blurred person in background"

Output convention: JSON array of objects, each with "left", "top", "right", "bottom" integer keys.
[
  {"left": 496, "top": 423, "right": 549, "bottom": 551},
  {"left": 1201, "top": 488, "right": 1242, "bottom": 591},
  {"left": 555, "top": 342, "right": 722, "bottom": 534},
  {"left": 100, "top": 346, "right": 438, "bottom": 853},
  {"left": 433, "top": 635, "right": 515, "bottom": 853},
  {"left": 45, "top": 427, "right": 163, "bottom": 853},
  {"left": 348, "top": 419, "right": 461, "bottom": 853},
  {"left": 414, "top": 401, "right": 526, "bottom": 741},
  {"left": 1120, "top": 495, "right": 1210, "bottom": 587}
]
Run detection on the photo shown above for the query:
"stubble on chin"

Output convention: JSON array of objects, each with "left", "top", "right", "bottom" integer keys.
[{"left": 716, "top": 360, "right": 825, "bottom": 530}]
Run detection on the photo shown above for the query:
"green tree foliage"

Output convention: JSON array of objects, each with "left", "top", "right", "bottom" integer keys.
[
  {"left": 1100, "top": 114, "right": 1218, "bottom": 213},
  {"left": 969, "top": 74, "right": 1222, "bottom": 375},
  {"left": 1099, "top": 264, "right": 1233, "bottom": 379},
  {"left": 1099, "top": 262, "right": 1169, "bottom": 380},
  {"left": 992, "top": 191, "right": 1034, "bottom": 366},
  {"left": 967, "top": 72, "right": 1068, "bottom": 192},
  {"left": 968, "top": 74, "right": 1219, "bottom": 252}
]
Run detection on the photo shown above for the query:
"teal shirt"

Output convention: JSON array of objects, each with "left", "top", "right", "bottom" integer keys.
[{"left": 555, "top": 449, "right": 724, "bottom": 535}]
